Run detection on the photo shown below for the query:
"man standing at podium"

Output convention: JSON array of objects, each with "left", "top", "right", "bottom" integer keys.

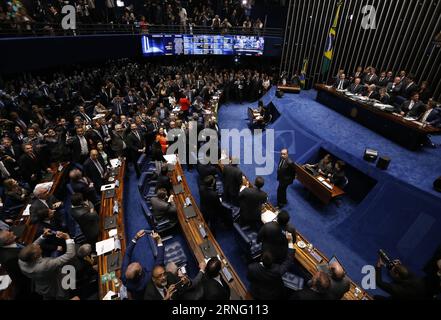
[{"left": 277, "top": 149, "right": 296, "bottom": 208}]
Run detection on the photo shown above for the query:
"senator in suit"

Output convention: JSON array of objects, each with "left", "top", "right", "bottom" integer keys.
[
  {"left": 155, "top": 165, "right": 173, "bottom": 195},
  {"left": 199, "top": 175, "right": 226, "bottom": 233},
  {"left": 126, "top": 123, "right": 145, "bottom": 177},
  {"left": 386, "top": 77, "right": 403, "bottom": 97},
  {"left": 257, "top": 221, "right": 288, "bottom": 264},
  {"left": 70, "top": 193, "right": 99, "bottom": 245},
  {"left": 68, "top": 127, "right": 91, "bottom": 164},
  {"left": 400, "top": 93, "right": 425, "bottom": 118},
  {"left": 18, "top": 231, "right": 76, "bottom": 299},
  {"left": 247, "top": 250, "right": 295, "bottom": 300},
  {"left": 222, "top": 161, "right": 243, "bottom": 206},
  {"left": 349, "top": 78, "right": 364, "bottom": 95},
  {"left": 18, "top": 143, "right": 42, "bottom": 188},
  {"left": 110, "top": 124, "right": 127, "bottom": 158},
  {"left": 68, "top": 168, "right": 100, "bottom": 206},
  {"left": 83, "top": 150, "right": 107, "bottom": 193},
  {"left": 0, "top": 229, "right": 32, "bottom": 299},
  {"left": 333, "top": 74, "right": 350, "bottom": 90},
  {"left": 151, "top": 189, "right": 177, "bottom": 223},
  {"left": 421, "top": 100, "right": 441, "bottom": 128},
  {"left": 238, "top": 176, "right": 267, "bottom": 229},
  {"left": 202, "top": 257, "right": 231, "bottom": 300},
  {"left": 276, "top": 149, "right": 296, "bottom": 207}
]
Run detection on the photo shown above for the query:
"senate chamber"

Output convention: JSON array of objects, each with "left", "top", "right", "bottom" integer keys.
[{"left": 0, "top": 0, "right": 440, "bottom": 308}]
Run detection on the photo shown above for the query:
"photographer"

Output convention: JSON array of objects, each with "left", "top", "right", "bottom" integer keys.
[{"left": 375, "top": 254, "right": 428, "bottom": 299}]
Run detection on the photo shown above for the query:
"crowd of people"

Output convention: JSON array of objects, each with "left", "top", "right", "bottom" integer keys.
[
  {"left": 0, "top": 57, "right": 276, "bottom": 299},
  {"left": 332, "top": 66, "right": 441, "bottom": 129},
  {"left": 0, "top": 0, "right": 266, "bottom": 36}
]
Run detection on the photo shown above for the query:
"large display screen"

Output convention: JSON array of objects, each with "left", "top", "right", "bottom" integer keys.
[{"left": 141, "top": 34, "right": 264, "bottom": 56}]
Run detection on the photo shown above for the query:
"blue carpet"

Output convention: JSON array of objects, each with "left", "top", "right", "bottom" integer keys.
[
  {"left": 122, "top": 87, "right": 441, "bottom": 298},
  {"left": 216, "top": 87, "right": 441, "bottom": 296}
]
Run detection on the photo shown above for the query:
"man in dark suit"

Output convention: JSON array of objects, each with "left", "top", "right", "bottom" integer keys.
[
  {"left": 151, "top": 189, "right": 177, "bottom": 223},
  {"left": 144, "top": 260, "right": 185, "bottom": 300},
  {"left": 155, "top": 165, "right": 173, "bottom": 195},
  {"left": 70, "top": 193, "right": 99, "bottom": 245},
  {"left": 333, "top": 74, "right": 349, "bottom": 90},
  {"left": 330, "top": 160, "right": 347, "bottom": 189},
  {"left": 363, "top": 84, "right": 380, "bottom": 100},
  {"left": 0, "top": 229, "right": 32, "bottom": 299},
  {"left": 29, "top": 184, "right": 65, "bottom": 228},
  {"left": 421, "top": 99, "right": 441, "bottom": 128},
  {"left": 247, "top": 250, "right": 295, "bottom": 300},
  {"left": 377, "top": 71, "right": 389, "bottom": 88},
  {"left": 69, "top": 168, "right": 100, "bottom": 207},
  {"left": 348, "top": 78, "right": 363, "bottom": 95},
  {"left": 202, "top": 257, "right": 231, "bottom": 300},
  {"left": 364, "top": 68, "right": 378, "bottom": 85},
  {"left": 76, "top": 105, "right": 92, "bottom": 124},
  {"left": 199, "top": 175, "right": 228, "bottom": 234},
  {"left": 68, "top": 127, "right": 90, "bottom": 164},
  {"left": 18, "top": 143, "right": 42, "bottom": 189},
  {"left": 375, "top": 257, "right": 428, "bottom": 299},
  {"left": 276, "top": 149, "right": 296, "bottom": 208},
  {"left": 401, "top": 75, "right": 419, "bottom": 98},
  {"left": 111, "top": 124, "right": 127, "bottom": 158},
  {"left": 197, "top": 162, "right": 218, "bottom": 183},
  {"left": 126, "top": 123, "right": 145, "bottom": 177},
  {"left": 386, "top": 77, "right": 403, "bottom": 98},
  {"left": 238, "top": 177, "right": 267, "bottom": 229},
  {"left": 325, "top": 260, "right": 350, "bottom": 300},
  {"left": 83, "top": 149, "right": 107, "bottom": 193},
  {"left": 400, "top": 93, "right": 425, "bottom": 118},
  {"left": 291, "top": 271, "right": 332, "bottom": 300},
  {"left": 2, "top": 137, "right": 22, "bottom": 162},
  {"left": 222, "top": 160, "right": 243, "bottom": 206},
  {"left": 257, "top": 221, "right": 288, "bottom": 264}
]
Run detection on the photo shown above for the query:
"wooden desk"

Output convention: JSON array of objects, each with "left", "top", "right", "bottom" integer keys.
[
  {"left": 315, "top": 84, "right": 441, "bottom": 150},
  {"left": 97, "top": 160, "right": 126, "bottom": 300},
  {"left": 278, "top": 84, "right": 301, "bottom": 94},
  {"left": 13, "top": 163, "right": 68, "bottom": 245},
  {"left": 222, "top": 163, "right": 371, "bottom": 300},
  {"left": 170, "top": 161, "right": 250, "bottom": 300},
  {"left": 294, "top": 163, "right": 344, "bottom": 205}
]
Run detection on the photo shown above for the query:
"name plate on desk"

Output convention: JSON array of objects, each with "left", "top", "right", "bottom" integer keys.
[
  {"left": 104, "top": 216, "right": 117, "bottom": 230},
  {"left": 199, "top": 239, "right": 217, "bottom": 259},
  {"left": 106, "top": 252, "right": 122, "bottom": 272},
  {"left": 183, "top": 206, "right": 196, "bottom": 219},
  {"left": 309, "top": 250, "right": 323, "bottom": 263},
  {"left": 173, "top": 184, "right": 184, "bottom": 194}
]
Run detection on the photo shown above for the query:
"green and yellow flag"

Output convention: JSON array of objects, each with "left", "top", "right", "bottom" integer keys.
[
  {"left": 299, "top": 58, "right": 308, "bottom": 88},
  {"left": 322, "top": 1, "right": 343, "bottom": 76}
]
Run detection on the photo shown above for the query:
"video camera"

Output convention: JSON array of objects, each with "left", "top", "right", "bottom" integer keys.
[{"left": 378, "top": 249, "right": 395, "bottom": 270}]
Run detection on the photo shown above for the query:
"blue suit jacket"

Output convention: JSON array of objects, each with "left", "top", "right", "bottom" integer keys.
[
  {"left": 121, "top": 237, "right": 164, "bottom": 300},
  {"left": 426, "top": 108, "right": 441, "bottom": 128}
]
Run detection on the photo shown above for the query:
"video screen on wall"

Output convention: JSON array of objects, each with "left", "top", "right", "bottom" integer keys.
[{"left": 141, "top": 35, "right": 264, "bottom": 56}]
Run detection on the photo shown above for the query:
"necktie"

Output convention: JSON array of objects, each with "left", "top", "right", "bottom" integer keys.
[
  {"left": 409, "top": 101, "right": 415, "bottom": 110},
  {"left": 279, "top": 159, "right": 285, "bottom": 169},
  {"left": 422, "top": 110, "right": 432, "bottom": 123},
  {"left": 163, "top": 288, "right": 167, "bottom": 298},
  {"left": 0, "top": 161, "right": 10, "bottom": 178},
  {"left": 135, "top": 131, "right": 140, "bottom": 141},
  {"left": 10, "top": 147, "right": 15, "bottom": 156},
  {"left": 94, "top": 160, "right": 104, "bottom": 177},
  {"left": 30, "top": 152, "right": 36, "bottom": 160}
]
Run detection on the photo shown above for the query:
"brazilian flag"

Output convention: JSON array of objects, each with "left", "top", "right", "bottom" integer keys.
[
  {"left": 300, "top": 58, "right": 308, "bottom": 89},
  {"left": 322, "top": 1, "right": 343, "bottom": 76}
]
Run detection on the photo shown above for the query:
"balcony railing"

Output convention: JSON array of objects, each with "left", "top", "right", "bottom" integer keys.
[{"left": 0, "top": 22, "right": 283, "bottom": 38}]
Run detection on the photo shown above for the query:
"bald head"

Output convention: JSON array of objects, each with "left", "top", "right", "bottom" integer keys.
[
  {"left": 0, "top": 230, "right": 16, "bottom": 246},
  {"left": 330, "top": 261, "right": 345, "bottom": 281},
  {"left": 69, "top": 168, "right": 83, "bottom": 181},
  {"left": 152, "top": 265, "right": 167, "bottom": 288},
  {"left": 90, "top": 149, "right": 99, "bottom": 160},
  {"left": 125, "top": 262, "right": 142, "bottom": 281}
]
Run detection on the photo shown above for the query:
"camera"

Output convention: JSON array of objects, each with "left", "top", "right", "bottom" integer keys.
[{"left": 378, "top": 249, "right": 394, "bottom": 269}]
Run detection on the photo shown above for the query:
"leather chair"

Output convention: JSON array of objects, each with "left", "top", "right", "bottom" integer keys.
[
  {"left": 232, "top": 222, "right": 262, "bottom": 261},
  {"left": 139, "top": 198, "right": 177, "bottom": 236}
]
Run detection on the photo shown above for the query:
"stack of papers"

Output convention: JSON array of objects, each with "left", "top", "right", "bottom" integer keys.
[
  {"left": 163, "top": 154, "right": 177, "bottom": 164},
  {"left": 22, "top": 204, "right": 31, "bottom": 216},
  {"left": 261, "top": 210, "right": 277, "bottom": 224},
  {"left": 96, "top": 238, "right": 116, "bottom": 256},
  {"left": 109, "top": 159, "right": 121, "bottom": 168}
]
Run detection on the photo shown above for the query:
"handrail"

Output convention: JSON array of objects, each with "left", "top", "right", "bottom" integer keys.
[{"left": 0, "top": 22, "right": 283, "bottom": 38}]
